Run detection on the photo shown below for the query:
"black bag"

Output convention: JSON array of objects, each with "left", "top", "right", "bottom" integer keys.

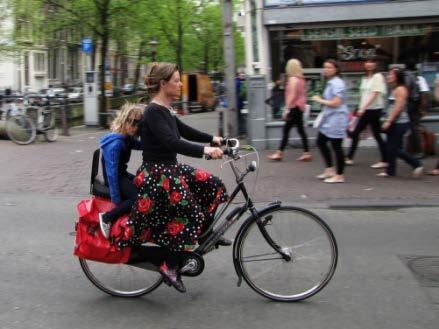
[{"left": 405, "top": 72, "right": 420, "bottom": 113}]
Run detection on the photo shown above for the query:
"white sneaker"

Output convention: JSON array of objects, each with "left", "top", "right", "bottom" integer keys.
[
  {"left": 413, "top": 167, "right": 424, "bottom": 178},
  {"left": 99, "top": 213, "right": 111, "bottom": 239},
  {"left": 371, "top": 162, "right": 388, "bottom": 169}
]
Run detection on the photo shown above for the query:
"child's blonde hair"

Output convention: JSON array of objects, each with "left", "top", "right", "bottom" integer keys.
[
  {"left": 111, "top": 102, "right": 144, "bottom": 135},
  {"left": 285, "top": 58, "right": 304, "bottom": 78}
]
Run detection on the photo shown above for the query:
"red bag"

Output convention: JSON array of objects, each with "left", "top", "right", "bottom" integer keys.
[{"left": 74, "top": 196, "right": 132, "bottom": 263}]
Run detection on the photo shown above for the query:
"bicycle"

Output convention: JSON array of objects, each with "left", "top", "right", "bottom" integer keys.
[
  {"left": 79, "top": 139, "right": 338, "bottom": 302},
  {"left": 25, "top": 95, "right": 59, "bottom": 142},
  {"left": 1, "top": 96, "right": 36, "bottom": 145}
]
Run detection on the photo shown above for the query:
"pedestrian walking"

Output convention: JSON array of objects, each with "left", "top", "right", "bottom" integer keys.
[
  {"left": 98, "top": 103, "right": 144, "bottom": 239},
  {"left": 312, "top": 59, "right": 349, "bottom": 183},
  {"left": 265, "top": 79, "right": 284, "bottom": 119},
  {"left": 118, "top": 62, "right": 229, "bottom": 293},
  {"left": 345, "top": 59, "right": 387, "bottom": 168},
  {"left": 428, "top": 74, "right": 439, "bottom": 175},
  {"left": 377, "top": 67, "right": 423, "bottom": 178},
  {"left": 267, "top": 58, "right": 311, "bottom": 162}
]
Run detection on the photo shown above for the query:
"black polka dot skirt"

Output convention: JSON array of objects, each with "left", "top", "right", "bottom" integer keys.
[{"left": 117, "top": 162, "right": 228, "bottom": 252}]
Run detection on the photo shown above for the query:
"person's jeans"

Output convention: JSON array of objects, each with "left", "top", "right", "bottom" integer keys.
[
  {"left": 385, "top": 122, "right": 421, "bottom": 176},
  {"left": 317, "top": 132, "right": 345, "bottom": 175},
  {"left": 347, "top": 109, "right": 386, "bottom": 162},
  {"left": 104, "top": 174, "right": 138, "bottom": 223}
]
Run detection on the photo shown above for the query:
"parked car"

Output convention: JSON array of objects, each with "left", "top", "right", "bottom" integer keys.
[{"left": 67, "top": 87, "right": 84, "bottom": 103}]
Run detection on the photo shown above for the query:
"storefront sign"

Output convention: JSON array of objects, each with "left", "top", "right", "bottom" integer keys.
[
  {"left": 337, "top": 45, "right": 377, "bottom": 61},
  {"left": 301, "top": 24, "right": 429, "bottom": 41}
]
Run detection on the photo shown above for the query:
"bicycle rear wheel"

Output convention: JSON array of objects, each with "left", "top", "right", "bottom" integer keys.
[
  {"left": 236, "top": 206, "right": 337, "bottom": 302},
  {"left": 6, "top": 115, "right": 36, "bottom": 145},
  {"left": 79, "top": 258, "right": 163, "bottom": 297}
]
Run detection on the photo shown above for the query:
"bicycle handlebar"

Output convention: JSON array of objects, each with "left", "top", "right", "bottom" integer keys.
[{"left": 205, "top": 138, "right": 240, "bottom": 160}]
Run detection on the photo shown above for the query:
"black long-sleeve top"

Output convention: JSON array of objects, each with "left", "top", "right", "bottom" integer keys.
[{"left": 140, "top": 103, "right": 213, "bottom": 164}]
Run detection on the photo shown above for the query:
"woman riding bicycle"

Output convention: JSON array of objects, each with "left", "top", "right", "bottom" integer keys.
[{"left": 118, "top": 62, "right": 229, "bottom": 293}]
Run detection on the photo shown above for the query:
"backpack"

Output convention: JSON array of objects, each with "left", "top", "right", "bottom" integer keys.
[{"left": 405, "top": 71, "right": 420, "bottom": 107}]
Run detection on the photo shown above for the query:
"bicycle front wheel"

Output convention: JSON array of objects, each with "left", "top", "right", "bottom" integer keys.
[
  {"left": 236, "top": 207, "right": 338, "bottom": 302},
  {"left": 6, "top": 115, "right": 36, "bottom": 145},
  {"left": 79, "top": 258, "right": 163, "bottom": 298}
]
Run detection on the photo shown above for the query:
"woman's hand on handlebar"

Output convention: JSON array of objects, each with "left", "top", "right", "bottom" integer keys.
[
  {"left": 204, "top": 146, "right": 223, "bottom": 159},
  {"left": 211, "top": 136, "right": 223, "bottom": 146}
]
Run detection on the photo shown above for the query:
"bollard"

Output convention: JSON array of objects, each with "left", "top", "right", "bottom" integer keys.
[
  {"left": 218, "top": 108, "right": 224, "bottom": 137},
  {"left": 61, "top": 97, "right": 70, "bottom": 136}
]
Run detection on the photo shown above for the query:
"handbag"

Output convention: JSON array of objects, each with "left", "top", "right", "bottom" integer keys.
[{"left": 74, "top": 196, "right": 132, "bottom": 264}]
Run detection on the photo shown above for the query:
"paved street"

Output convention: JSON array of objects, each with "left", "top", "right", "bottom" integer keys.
[{"left": 0, "top": 111, "right": 438, "bottom": 329}]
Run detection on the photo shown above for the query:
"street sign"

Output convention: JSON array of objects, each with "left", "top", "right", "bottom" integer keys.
[{"left": 81, "top": 38, "right": 93, "bottom": 53}]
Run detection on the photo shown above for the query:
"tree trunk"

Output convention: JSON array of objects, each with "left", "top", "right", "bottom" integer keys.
[{"left": 134, "top": 40, "right": 147, "bottom": 85}]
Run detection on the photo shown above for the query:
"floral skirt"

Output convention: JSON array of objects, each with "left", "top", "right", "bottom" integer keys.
[{"left": 117, "top": 162, "right": 228, "bottom": 252}]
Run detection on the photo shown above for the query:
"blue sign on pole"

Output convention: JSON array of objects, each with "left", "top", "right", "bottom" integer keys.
[{"left": 81, "top": 38, "right": 93, "bottom": 53}]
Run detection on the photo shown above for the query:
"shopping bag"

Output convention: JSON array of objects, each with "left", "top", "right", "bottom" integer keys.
[
  {"left": 312, "top": 111, "right": 324, "bottom": 128},
  {"left": 74, "top": 196, "right": 132, "bottom": 264}
]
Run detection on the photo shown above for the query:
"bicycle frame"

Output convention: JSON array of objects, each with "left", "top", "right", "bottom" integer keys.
[{"left": 194, "top": 150, "right": 292, "bottom": 275}]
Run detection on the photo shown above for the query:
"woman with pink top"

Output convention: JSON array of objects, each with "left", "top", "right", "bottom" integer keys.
[{"left": 267, "top": 58, "right": 311, "bottom": 161}]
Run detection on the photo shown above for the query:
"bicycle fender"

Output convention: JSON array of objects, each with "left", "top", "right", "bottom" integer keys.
[{"left": 232, "top": 201, "right": 282, "bottom": 287}]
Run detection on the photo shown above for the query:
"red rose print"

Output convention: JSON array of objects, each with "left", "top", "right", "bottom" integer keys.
[
  {"left": 134, "top": 171, "right": 145, "bottom": 187},
  {"left": 162, "top": 177, "right": 170, "bottom": 191},
  {"left": 194, "top": 169, "right": 210, "bottom": 182},
  {"left": 168, "top": 219, "right": 185, "bottom": 236},
  {"left": 169, "top": 191, "right": 182, "bottom": 204},
  {"left": 138, "top": 197, "right": 153, "bottom": 214},
  {"left": 180, "top": 176, "right": 189, "bottom": 189},
  {"left": 123, "top": 226, "right": 133, "bottom": 240}
]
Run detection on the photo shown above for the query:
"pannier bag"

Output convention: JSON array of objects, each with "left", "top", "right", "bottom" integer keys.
[{"left": 74, "top": 196, "right": 132, "bottom": 263}]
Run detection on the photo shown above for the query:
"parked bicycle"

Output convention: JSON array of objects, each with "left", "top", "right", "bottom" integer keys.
[
  {"left": 79, "top": 138, "right": 338, "bottom": 302},
  {"left": 1, "top": 96, "right": 36, "bottom": 145},
  {"left": 25, "top": 95, "right": 59, "bottom": 142}
]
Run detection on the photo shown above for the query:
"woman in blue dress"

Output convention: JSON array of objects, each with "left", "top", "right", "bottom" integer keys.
[{"left": 312, "top": 59, "right": 349, "bottom": 183}]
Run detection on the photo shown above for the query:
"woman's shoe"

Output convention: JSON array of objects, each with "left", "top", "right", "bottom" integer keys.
[
  {"left": 267, "top": 151, "right": 283, "bottom": 161},
  {"left": 345, "top": 158, "right": 354, "bottom": 166},
  {"left": 159, "top": 262, "right": 186, "bottom": 293},
  {"left": 316, "top": 168, "right": 336, "bottom": 180},
  {"left": 297, "top": 152, "right": 312, "bottom": 162},
  {"left": 413, "top": 166, "right": 424, "bottom": 178},
  {"left": 376, "top": 172, "right": 390, "bottom": 177},
  {"left": 371, "top": 162, "right": 388, "bottom": 169},
  {"left": 323, "top": 175, "right": 345, "bottom": 184},
  {"left": 427, "top": 169, "right": 439, "bottom": 176}
]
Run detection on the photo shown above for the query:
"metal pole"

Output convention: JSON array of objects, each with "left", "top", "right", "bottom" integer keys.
[
  {"left": 218, "top": 108, "right": 224, "bottom": 137},
  {"left": 222, "top": 0, "right": 238, "bottom": 137},
  {"left": 62, "top": 97, "right": 70, "bottom": 136}
]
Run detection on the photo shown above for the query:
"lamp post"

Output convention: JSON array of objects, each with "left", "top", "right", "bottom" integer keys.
[{"left": 148, "top": 39, "right": 158, "bottom": 62}]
